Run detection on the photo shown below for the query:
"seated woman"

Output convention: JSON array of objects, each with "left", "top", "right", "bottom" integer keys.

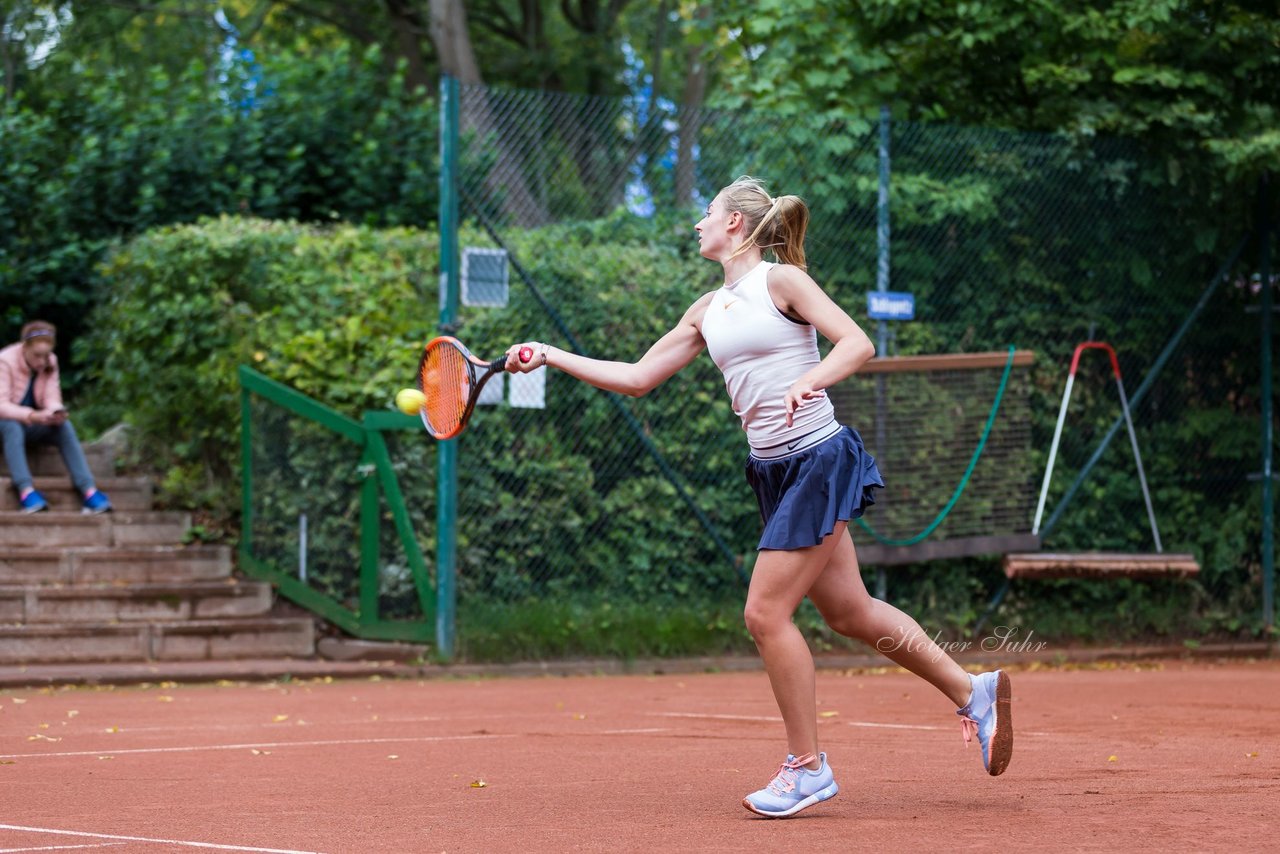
[{"left": 0, "top": 320, "right": 111, "bottom": 514}]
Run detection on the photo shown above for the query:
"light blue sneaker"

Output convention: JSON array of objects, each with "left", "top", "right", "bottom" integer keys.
[
  {"left": 957, "top": 670, "right": 1013, "bottom": 776},
  {"left": 742, "top": 752, "right": 839, "bottom": 818}
]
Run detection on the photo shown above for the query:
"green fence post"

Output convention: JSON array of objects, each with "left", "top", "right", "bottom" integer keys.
[
  {"left": 437, "top": 74, "right": 461, "bottom": 660},
  {"left": 359, "top": 442, "right": 380, "bottom": 627}
]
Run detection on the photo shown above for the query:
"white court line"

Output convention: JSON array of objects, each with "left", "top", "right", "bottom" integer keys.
[
  {"left": 653, "top": 712, "right": 1044, "bottom": 736},
  {"left": 653, "top": 712, "right": 781, "bottom": 723},
  {"left": 0, "top": 733, "right": 515, "bottom": 761},
  {"left": 0, "top": 843, "right": 126, "bottom": 852},
  {"left": 91, "top": 712, "right": 556, "bottom": 736},
  {"left": 0, "top": 826, "right": 318, "bottom": 854},
  {"left": 654, "top": 712, "right": 935, "bottom": 729},
  {"left": 596, "top": 728, "right": 668, "bottom": 735}
]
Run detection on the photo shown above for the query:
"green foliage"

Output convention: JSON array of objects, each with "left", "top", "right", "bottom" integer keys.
[
  {"left": 709, "top": 0, "right": 1280, "bottom": 241},
  {"left": 458, "top": 597, "right": 755, "bottom": 662},
  {"left": 83, "top": 216, "right": 437, "bottom": 514},
  {"left": 1, "top": 43, "right": 438, "bottom": 365}
]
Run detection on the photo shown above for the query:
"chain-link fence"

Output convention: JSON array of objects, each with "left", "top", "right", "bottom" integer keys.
[{"left": 243, "top": 80, "right": 1274, "bottom": 659}]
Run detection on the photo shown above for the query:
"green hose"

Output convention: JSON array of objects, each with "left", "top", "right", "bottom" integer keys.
[{"left": 854, "top": 345, "right": 1017, "bottom": 547}]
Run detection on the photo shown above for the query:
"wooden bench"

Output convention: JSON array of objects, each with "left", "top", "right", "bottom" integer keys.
[
  {"left": 974, "top": 550, "right": 1201, "bottom": 634},
  {"left": 1001, "top": 551, "right": 1201, "bottom": 581}
]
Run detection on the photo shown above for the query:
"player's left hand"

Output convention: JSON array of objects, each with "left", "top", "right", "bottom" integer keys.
[{"left": 783, "top": 380, "right": 826, "bottom": 427}]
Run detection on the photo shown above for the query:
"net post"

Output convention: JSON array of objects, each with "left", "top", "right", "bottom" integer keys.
[
  {"left": 436, "top": 75, "right": 461, "bottom": 660},
  {"left": 238, "top": 369, "right": 254, "bottom": 560},
  {"left": 1259, "top": 173, "right": 1274, "bottom": 632},
  {"left": 874, "top": 104, "right": 891, "bottom": 600}
]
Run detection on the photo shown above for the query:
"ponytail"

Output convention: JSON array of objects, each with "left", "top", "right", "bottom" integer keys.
[{"left": 720, "top": 177, "right": 810, "bottom": 270}]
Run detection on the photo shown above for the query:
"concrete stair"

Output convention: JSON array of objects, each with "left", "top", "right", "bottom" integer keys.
[{"left": 1, "top": 439, "right": 315, "bottom": 665}]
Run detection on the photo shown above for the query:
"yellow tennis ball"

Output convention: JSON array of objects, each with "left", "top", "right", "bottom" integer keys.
[{"left": 395, "top": 388, "right": 426, "bottom": 415}]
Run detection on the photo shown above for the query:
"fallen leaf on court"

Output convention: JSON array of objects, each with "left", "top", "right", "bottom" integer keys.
[
  {"left": 0, "top": 760, "right": 15, "bottom": 765},
  {"left": 105, "top": 726, "right": 120, "bottom": 733},
  {"left": 251, "top": 749, "right": 271, "bottom": 756},
  {"left": 66, "top": 710, "right": 79, "bottom": 718},
  {"left": 38, "top": 723, "right": 49, "bottom": 729},
  {"left": 97, "top": 756, "right": 113, "bottom": 761},
  {"left": 572, "top": 713, "right": 586, "bottom": 720},
  {"left": 273, "top": 714, "right": 289, "bottom": 722},
  {"left": 1107, "top": 755, "right": 1118, "bottom": 762},
  {"left": 11, "top": 698, "right": 26, "bottom": 704},
  {"left": 470, "top": 780, "right": 487, "bottom": 788},
  {"left": 1246, "top": 752, "right": 1258, "bottom": 759},
  {"left": 387, "top": 755, "right": 399, "bottom": 760},
  {"left": 27, "top": 734, "right": 60, "bottom": 742},
  {"left": 158, "top": 696, "right": 174, "bottom": 703},
  {"left": 160, "top": 681, "right": 177, "bottom": 689},
  {"left": 819, "top": 711, "right": 840, "bottom": 718}
]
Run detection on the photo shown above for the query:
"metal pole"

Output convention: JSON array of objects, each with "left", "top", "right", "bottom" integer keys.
[
  {"left": 1032, "top": 374, "right": 1075, "bottom": 535},
  {"left": 1260, "top": 172, "right": 1274, "bottom": 631},
  {"left": 874, "top": 105, "right": 890, "bottom": 600},
  {"left": 1115, "top": 378, "right": 1162, "bottom": 552},
  {"left": 298, "top": 513, "right": 308, "bottom": 583},
  {"left": 436, "top": 76, "right": 461, "bottom": 659}
]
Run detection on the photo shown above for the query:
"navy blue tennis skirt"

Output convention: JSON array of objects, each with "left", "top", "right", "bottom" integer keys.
[{"left": 745, "top": 425, "right": 885, "bottom": 551}]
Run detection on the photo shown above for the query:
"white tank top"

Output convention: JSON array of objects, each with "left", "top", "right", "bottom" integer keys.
[{"left": 701, "top": 261, "right": 838, "bottom": 457}]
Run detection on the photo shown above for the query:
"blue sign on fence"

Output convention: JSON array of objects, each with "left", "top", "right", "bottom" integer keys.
[{"left": 867, "top": 290, "right": 915, "bottom": 320}]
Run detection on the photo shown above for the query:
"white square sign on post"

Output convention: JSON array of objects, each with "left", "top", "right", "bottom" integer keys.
[
  {"left": 461, "top": 247, "right": 510, "bottom": 307},
  {"left": 509, "top": 366, "right": 546, "bottom": 409}
]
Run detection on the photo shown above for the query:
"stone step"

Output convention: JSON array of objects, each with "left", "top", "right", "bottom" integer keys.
[
  {"left": 0, "top": 512, "right": 191, "bottom": 548},
  {"left": 0, "top": 442, "right": 115, "bottom": 479},
  {"left": 0, "top": 617, "right": 316, "bottom": 664},
  {"left": 0, "top": 477, "right": 154, "bottom": 512},
  {"left": 0, "top": 545, "right": 232, "bottom": 584},
  {"left": 0, "top": 580, "right": 272, "bottom": 624}
]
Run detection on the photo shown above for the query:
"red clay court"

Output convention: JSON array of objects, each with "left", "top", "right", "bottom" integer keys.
[{"left": 1, "top": 657, "right": 1276, "bottom": 852}]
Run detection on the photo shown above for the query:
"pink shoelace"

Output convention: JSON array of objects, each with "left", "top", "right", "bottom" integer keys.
[
  {"left": 765, "top": 753, "right": 817, "bottom": 796},
  {"left": 959, "top": 716, "right": 978, "bottom": 747}
]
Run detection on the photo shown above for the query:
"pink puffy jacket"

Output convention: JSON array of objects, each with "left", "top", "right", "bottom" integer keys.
[{"left": 0, "top": 341, "right": 64, "bottom": 424}]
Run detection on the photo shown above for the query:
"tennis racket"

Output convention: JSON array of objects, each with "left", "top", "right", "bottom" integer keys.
[{"left": 417, "top": 336, "right": 533, "bottom": 440}]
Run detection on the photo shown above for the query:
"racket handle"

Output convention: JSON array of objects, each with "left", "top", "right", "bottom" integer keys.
[{"left": 518, "top": 346, "right": 533, "bottom": 363}]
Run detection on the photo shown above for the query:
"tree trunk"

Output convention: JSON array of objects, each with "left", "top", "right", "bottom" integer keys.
[
  {"left": 674, "top": 7, "right": 711, "bottom": 208},
  {"left": 427, "top": 0, "right": 546, "bottom": 226},
  {"left": 426, "top": 0, "right": 480, "bottom": 84},
  {"left": 382, "top": 0, "right": 434, "bottom": 93}
]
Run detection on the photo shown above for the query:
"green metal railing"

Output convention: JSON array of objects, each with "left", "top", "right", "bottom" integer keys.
[{"left": 238, "top": 366, "right": 434, "bottom": 643}]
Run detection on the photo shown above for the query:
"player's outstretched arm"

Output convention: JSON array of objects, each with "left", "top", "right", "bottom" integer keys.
[{"left": 505, "top": 293, "right": 711, "bottom": 397}]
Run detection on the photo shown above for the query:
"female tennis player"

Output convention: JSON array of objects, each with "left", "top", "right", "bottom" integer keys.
[{"left": 505, "top": 176, "right": 1011, "bottom": 818}]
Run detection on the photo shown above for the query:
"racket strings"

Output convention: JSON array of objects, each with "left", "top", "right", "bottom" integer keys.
[{"left": 420, "top": 345, "right": 471, "bottom": 437}]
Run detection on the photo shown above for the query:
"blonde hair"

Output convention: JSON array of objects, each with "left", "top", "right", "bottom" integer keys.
[{"left": 720, "top": 176, "right": 810, "bottom": 270}]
